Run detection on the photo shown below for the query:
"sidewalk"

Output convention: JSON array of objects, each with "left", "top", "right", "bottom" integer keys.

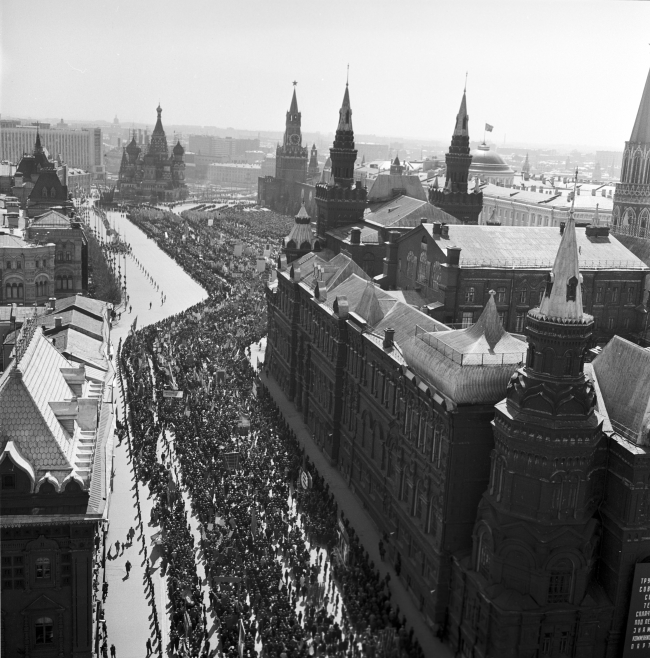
[{"left": 259, "top": 370, "right": 453, "bottom": 658}]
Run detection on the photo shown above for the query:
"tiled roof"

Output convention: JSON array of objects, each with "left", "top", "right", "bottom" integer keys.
[
  {"left": 0, "top": 306, "right": 49, "bottom": 323},
  {"left": 0, "top": 330, "right": 75, "bottom": 473},
  {"left": 421, "top": 224, "right": 649, "bottom": 270},
  {"left": 354, "top": 281, "right": 385, "bottom": 326},
  {"left": 298, "top": 252, "right": 370, "bottom": 292},
  {"left": 367, "top": 196, "right": 459, "bottom": 228},
  {"left": 592, "top": 336, "right": 650, "bottom": 445}
]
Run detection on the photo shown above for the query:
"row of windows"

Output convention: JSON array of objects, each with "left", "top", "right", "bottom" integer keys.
[
  {"left": 463, "top": 284, "right": 637, "bottom": 306},
  {"left": 4, "top": 279, "right": 52, "bottom": 299},
  {"left": 41, "top": 187, "right": 59, "bottom": 198},
  {"left": 56, "top": 252, "right": 73, "bottom": 261}
]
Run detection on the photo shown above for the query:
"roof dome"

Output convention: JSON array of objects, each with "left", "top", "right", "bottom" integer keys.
[
  {"left": 469, "top": 143, "right": 512, "bottom": 173},
  {"left": 173, "top": 140, "right": 185, "bottom": 156},
  {"left": 126, "top": 137, "right": 140, "bottom": 156}
]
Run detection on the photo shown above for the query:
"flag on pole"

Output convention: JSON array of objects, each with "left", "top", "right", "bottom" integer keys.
[
  {"left": 238, "top": 619, "right": 246, "bottom": 658},
  {"left": 485, "top": 123, "right": 494, "bottom": 132}
]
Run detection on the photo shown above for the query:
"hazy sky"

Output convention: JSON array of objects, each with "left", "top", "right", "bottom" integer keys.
[{"left": 2, "top": 0, "right": 650, "bottom": 149}]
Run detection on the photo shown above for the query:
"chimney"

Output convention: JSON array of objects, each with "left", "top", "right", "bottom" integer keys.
[
  {"left": 432, "top": 222, "right": 442, "bottom": 235},
  {"left": 54, "top": 316, "right": 62, "bottom": 328},
  {"left": 441, "top": 224, "right": 449, "bottom": 238},
  {"left": 350, "top": 228, "right": 361, "bottom": 245},
  {"left": 48, "top": 297, "right": 56, "bottom": 312},
  {"left": 383, "top": 328, "right": 395, "bottom": 349},
  {"left": 447, "top": 246, "right": 461, "bottom": 266}
]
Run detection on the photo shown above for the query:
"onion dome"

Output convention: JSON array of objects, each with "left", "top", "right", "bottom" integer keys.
[{"left": 173, "top": 140, "right": 185, "bottom": 157}]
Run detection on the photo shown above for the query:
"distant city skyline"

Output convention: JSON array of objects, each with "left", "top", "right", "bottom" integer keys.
[{"left": 3, "top": 0, "right": 649, "bottom": 151}]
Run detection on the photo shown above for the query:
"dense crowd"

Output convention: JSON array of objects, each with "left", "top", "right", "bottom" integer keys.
[{"left": 118, "top": 206, "right": 426, "bottom": 657}]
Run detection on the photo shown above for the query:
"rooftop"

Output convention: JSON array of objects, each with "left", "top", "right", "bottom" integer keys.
[{"left": 420, "top": 224, "right": 648, "bottom": 270}]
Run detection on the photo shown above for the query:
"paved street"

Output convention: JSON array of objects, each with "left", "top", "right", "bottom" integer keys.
[{"left": 102, "top": 207, "right": 207, "bottom": 658}]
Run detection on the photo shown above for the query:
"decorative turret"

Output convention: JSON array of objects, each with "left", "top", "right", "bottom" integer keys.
[
  {"left": 173, "top": 140, "right": 185, "bottom": 158},
  {"left": 314, "top": 83, "right": 367, "bottom": 240},
  {"left": 126, "top": 136, "right": 141, "bottom": 161},
  {"left": 282, "top": 192, "right": 318, "bottom": 263},
  {"left": 522, "top": 152, "right": 530, "bottom": 179},
  {"left": 612, "top": 65, "right": 650, "bottom": 237},
  {"left": 429, "top": 85, "right": 482, "bottom": 224},
  {"left": 390, "top": 155, "right": 404, "bottom": 176},
  {"left": 34, "top": 129, "right": 44, "bottom": 154}
]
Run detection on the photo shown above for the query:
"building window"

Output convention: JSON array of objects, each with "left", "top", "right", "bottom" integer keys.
[
  {"left": 498, "top": 311, "right": 506, "bottom": 326},
  {"left": 477, "top": 532, "right": 491, "bottom": 579},
  {"left": 623, "top": 317, "right": 630, "bottom": 330},
  {"left": 516, "top": 312, "right": 526, "bottom": 333},
  {"left": 541, "top": 633, "right": 552, "bottom": 654},
  {"left": 548, "top": 560, "right": 573, "bottom": 603},
  {"left": 35, "top": 557, "right": 51, "bottom": 579},
  {"left": 56, "top": 252, "right": 63, "bottom": 262},
  {"left": 628, "top": 287, "right": 635, "bottom": 303},
  {"left": 461, "top": 311, "right": 473, "bottom": 328},
  {"left": 1, "top": 555, "right": 24, "bottom": 590},
  {"left": 518, "top": 289, "right": 527, "bottom": 304},
  {"left": 65, "top": 252, "right": 71, "bottom": 261},
  {"left": 496, "top": 287, "right": 506, "bottom": 303},
  {"left": 16, "top": 260, "right": 21, "bottom": 270},
  {"left": 566, "top": 276, "right": 578, "bottom": 302},
  {"left": 35, "top": 617, "right": 54, "bottom": 644},
  {"left": 595, "top": 286, "right": 603, "bottom": 303},
  {"left": 607, "top": 317, "right": 615, "bottom": 331},
  {"left": 2, "top": 473, "right": 16, "bottom": 490},
  {"left": 611, "top": 287, "right": 619, "bottom": 303},
  {"left": 5, "top": 261, "right": 11, "bottom": 269},
  {"left": 464, "top": 287, "right": 475, "bottom": 303}
]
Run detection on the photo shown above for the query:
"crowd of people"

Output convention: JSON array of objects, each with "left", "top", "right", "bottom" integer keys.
[{"left": 117, "top": 206, "right": 427, "bottom": 657}]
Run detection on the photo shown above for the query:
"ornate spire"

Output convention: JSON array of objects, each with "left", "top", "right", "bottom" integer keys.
[
  {"left": 538, "top": 170, "right": 584, "bottom": 321},
  {"left": 34, "top": 127, "right": 43, "bottom": 153},
  {"left": 337, "top": 84, "right": 353, "bottom": 132},
  {"left": 153, "top": 104, "right": 164, "bottom": 135},
  {"left": 289, "top": 84, "right": 299, "bottom": 115},
  {"left": 453, "top": 90, "right": 469, "bottom": 137},
  {"left": 630, "top": 65, "right": 650, "bottom": 143}
]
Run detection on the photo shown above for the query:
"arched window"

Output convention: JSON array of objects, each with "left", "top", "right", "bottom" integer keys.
[
  {"left": 35, "top": 617, "right": 54, "bottom": 644},
  {"left": 4, "top": 283, "right": 10, "bottom": 299},
  {"left": 632, "top": 151, "right": 642, "bottom": 184},
  {"left": 65, "top": 251, "right": 72, "bottom": 261},
  {"left": 406, "top": 251, "right": 416, "bottom": 279},
  {"left": 286, "top": 240, "right": 296, "bottom": 250},
  {"left": 548, "top": 559, "right": 573, "bottom": 603},
  {"left": 624, "top": 207, "right": 636, "bottom": 228},
  {"left": 621, "top": 150, "right": 630, "bottom": 181},
  {"left": 35, "top": 557, "right": 51, "bottom": 579},
  {"left": 465, "top": 286, "right": 475, "bottom": 303},
  {"left": 566, "top": 276, "right": 578, "bottom": 301},
  {"left": 476, "top": 529, "right": 492, "bottom": 579}
]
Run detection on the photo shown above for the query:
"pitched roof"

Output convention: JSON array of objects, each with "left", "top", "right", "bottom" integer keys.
[
  {"left": 592, "top": 336, "right": 650, "bottom": 445},
  {"left": 54, "top": 294, "right": 108, "bottom": 320},
  {"left": 630, "top": 66, "right": 650, "bottom": 144},
  {"left": 354, "top": 281, "right": 385, "bottom": 326},
  {"left": 419, "top": 224, "right": 649, "bottom": 270},
  {"left": 49, "top": 327, "right": 108, "bottom": 371},
  {"left": 326, "top": 223, "right": 380, "bottom": 244},
  {"left": 401, "top": 299, "right": 526, "bottom": 405},
  {"left": 366, "top": 196, "right": 458, "bottom": 228},
  {"left": 0, "top": 233, "right": 34, "bottom": 248},
  {"left": 0, "top": 329, "right": 75, "bottom": 473},
  {"left": 30, "top": 209, "right": 72, "bottom": 228},
  {"left": 37, "top": 309, "right": 104, "bottom": 341},
  {"left": 367, "top": 174, "right": 427, "bottom": 203}
]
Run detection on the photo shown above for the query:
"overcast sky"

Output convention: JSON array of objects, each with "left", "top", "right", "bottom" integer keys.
[{"left": 2, "top": 0, "right": 650, "bottom": 149}]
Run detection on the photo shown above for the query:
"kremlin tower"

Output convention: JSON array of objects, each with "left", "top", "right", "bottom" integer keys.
[
  {"left": 275, "top": 86, "right": 308, "bottom": 184},
  {"left": 314, "top": 83, "right": 367, "bottom": 241},
  {"left": 612, "top": 65, "right": 650, "bottom": 238},
  {"left": 429, "top": 88, "right": 483, "bottom": 224}
]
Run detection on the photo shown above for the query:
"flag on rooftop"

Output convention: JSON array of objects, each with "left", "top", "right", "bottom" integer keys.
[{"left": 485, "top": 123, "right": 494, "bottom": 132}]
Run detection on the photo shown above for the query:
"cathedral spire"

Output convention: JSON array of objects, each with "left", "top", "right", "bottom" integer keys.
[
  {"left": 538, "top": 170, "right": 583, "bottom": 321},
  {"left": 453, "top": 89, "right": 469, "bottom": 137},
  {"left": 630, "top": 65, "right": 650, "bottom": 143},
  {"left": 153, "top": 103, "right": 164, "bottom": 135},
  {"left": 34, "top": 126, "right": 43, "bottom": 154}
]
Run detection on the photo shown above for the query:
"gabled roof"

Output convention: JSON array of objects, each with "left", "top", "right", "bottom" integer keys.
[
  {"left": 366, "top": 196, "right": 458, "bottom": 228},
  {"left": 355, "top": 281, "right": 385, "bottom": 326},
  {"left": 592, "top": 336, "right": 650, "bottom": 445},
  {"left": 367, "top": 174, "right": 427, "bottom": 203},
  {"left": 54, "top": 294, "right": 108, "bottom": 320},
  {"left": 48, "top": 327, "right": 108, "bottom": 371},
  {"left": 630, "top": 66, "right": 650, "bottom": 144},
  {"left": 0, "top": 329, "right": 75, "bottom": 472},
  {"left": 30, "top": 209, "right": 71, "bottom": 228},
  {"left": 37, "top": 309, "right": 104, "bottom": 341}
]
